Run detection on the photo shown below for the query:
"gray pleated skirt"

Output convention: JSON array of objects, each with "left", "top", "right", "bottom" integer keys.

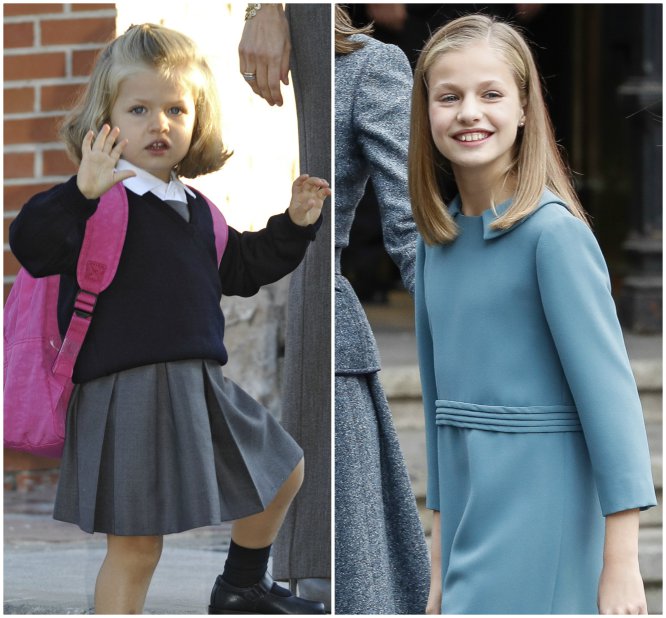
[{"left": 53, "top": 359, "right": 303, "bottom": 536}]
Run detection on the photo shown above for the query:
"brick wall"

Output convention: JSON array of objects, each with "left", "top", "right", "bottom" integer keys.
[{"left": 4, "top": 3, "right": 117, "bottom": 474}]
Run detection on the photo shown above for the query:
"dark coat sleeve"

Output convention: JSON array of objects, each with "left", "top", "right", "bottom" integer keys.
[
  {"left": 9, "top": 176, "right": 99, "bottom": 278},
  {"left": 219, "top": 210, "right": 321, "bottom": 297}
]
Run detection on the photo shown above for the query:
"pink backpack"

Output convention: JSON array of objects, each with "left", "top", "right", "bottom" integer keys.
[{"left": 4, "top": 182, "right": 228, "bottom": 458}]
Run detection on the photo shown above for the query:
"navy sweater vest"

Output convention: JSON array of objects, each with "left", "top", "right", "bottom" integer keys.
[{"left": 10, "top": 176, "right": 318, "bottom": 383}]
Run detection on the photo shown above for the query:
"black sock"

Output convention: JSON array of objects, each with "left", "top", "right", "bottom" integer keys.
[{"left": 221, "top": 540, "right": 271, "bottom": 588}]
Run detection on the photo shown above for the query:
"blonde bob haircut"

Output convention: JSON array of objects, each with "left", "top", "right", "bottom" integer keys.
[
  {"left": 409, "top": 14, "right": 589, "bottom": 245},
  {"left": 60, "top": 23, "right": 231, "bottom": 179}
]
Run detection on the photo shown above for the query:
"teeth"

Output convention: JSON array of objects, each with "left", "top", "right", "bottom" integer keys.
[
  {"left": 457, "top": 132, "right": 489, "bottom": 142},
  {"left": 149, "top": 142, "right": 166, "bottom": 149}
]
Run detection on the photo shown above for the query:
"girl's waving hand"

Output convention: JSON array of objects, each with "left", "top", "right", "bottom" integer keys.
[
  {"left": 288, "top": 174, "right": 331, "bottom": 227},
  {"left": 77, "top": 124, "right": 136, "bottom": 199}
]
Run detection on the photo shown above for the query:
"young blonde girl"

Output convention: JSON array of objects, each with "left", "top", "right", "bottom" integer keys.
[
  {"left": 10, "top": 23, "right": 329, "bottom": 615},
  {"left": 409, "top": 14, "right": 655, "bottom": 614}
]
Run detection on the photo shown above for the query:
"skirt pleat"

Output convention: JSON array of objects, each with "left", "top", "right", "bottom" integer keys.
[{"left": 53, "top": 359, "right": 303, "bottom": 536}]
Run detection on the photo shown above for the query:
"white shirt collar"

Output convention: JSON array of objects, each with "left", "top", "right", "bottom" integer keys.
[{"left": 115, "top": 159, "right": 196, "bottom": 203}]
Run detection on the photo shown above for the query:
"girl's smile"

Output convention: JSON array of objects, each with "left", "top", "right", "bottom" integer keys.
[
  {"left": 427, "top": 42, "right": 525, "bottom": 181},
  {"left": 451, "top": 129, "right": 494, "bottom": 145},
  {"left": 109, "top": 69, "right": 196, "bottom": 182}
]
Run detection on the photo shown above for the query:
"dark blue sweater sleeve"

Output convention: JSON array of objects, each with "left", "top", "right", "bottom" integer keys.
[
  {"left": 9, "top": 176, "right": 99, "bottom": 278},
  {"left": 219, "top": 210, "right": 321, "bottom": 297}
]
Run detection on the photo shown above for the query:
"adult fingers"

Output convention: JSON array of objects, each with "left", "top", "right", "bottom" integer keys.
[
  {"left": 267, "top": 60, "right": 283, "bottom": 106},
  {"left": 251, "top": 57, "right": 269, "bottom": 104},
  {"left": 280, "top": 41, "right": 291, "bottom": 85}
]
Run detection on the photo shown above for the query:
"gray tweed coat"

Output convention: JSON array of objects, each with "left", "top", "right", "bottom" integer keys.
[
  {"left": 334, "top": 35, "right": 430, "bottom": 614},
  {"left": 272, "top": 4, "right": 332, "bottom": 581}
]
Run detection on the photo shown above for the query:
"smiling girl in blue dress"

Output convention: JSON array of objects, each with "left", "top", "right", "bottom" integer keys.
[{"left": 409, "top": 14, "right": 656, "bottom": 615}]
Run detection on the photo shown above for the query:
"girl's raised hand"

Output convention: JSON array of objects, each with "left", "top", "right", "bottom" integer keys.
[
  {"left": 76, "top": 124, "right": 136, "bottom": 199},
  {"left": 288, "top": 174, "right": 331, "bottom": 227}
]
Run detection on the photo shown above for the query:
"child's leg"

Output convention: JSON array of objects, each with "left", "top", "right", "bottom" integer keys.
[
  {"left": 95, "top": 534, "right": 163, "bottom": 614},
  {"left": 210, "top": 459, "right": 324, "bottom": 613},
  {"left": 231, "top": 457, "right": 304, "bottom": 548}
]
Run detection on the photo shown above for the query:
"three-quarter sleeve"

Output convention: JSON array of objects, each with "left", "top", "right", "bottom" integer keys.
[
  {"left": 9, "top": 176, "right": 99, "bottom": 278},
  {"left": 415, "top": 238, "right": 440, "bottom": 510},
  {"left": 536, "top": 215, "right": 656, "bottom": 516},
  {"left": 354, "top": 42, "right": 417, "bottom": 294},
  {"left": 219, "top": 210, "right": 320, "bottom": 297}
]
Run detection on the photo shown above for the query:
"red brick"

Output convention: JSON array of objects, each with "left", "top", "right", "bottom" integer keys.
[
  {"left": 41, "top": 17, "right": 115, "bottom": 45},
  {"left": 4, "top": 87, "right": 34, "bottom": 114},
  {"left": 4, "top": 216, "right": 15, "bottom": 245},
  {"left": 5, "top": 248, "right": 21, "bottom": 278},
  {"left": 73, "top": 48, "right": 102, "bottom": 76},
  {"left": 4, "top": 52, "right": 66, "bottom": 81},
  {"left": 4, "top": 183, "right": 55, "bottom": 212},
  {"left": 4, "top": 22, "right": 34, "bottom": 48},
  {"left": 5, "top": 116, "right": 64, "bottom": 145},
  {"left": 41, "top": 83, "right": 84, "bottom": 112},
  {"left": 71, "top": 4, "right": 116, "bottom": 12},
  {"left": 43, "top": 149, "right": 76, "bottom": 176},
  {"left": 3, "top": 4, "right": 64, "bottom": 17},
  {"left": 4, "top": 152, "right": 34, "bottom": 179}
]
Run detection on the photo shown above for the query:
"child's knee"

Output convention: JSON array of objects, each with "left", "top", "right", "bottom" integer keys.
[
  {"left": 291, "top": 456, "right": 305, "bottom": 490},
  {"left": 108, "top": 535, "right": 163, "bottom": 572}
]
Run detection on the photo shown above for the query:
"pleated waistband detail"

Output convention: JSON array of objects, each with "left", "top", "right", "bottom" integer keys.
[{"left": 435, "top": 399, "right": 582, "bottom": 433}]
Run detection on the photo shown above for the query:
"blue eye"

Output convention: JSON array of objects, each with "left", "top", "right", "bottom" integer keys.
[
  {"left": 129, "top": 105, "right": 146, "bottom": 114},
  {"left": 484, "top": 91, "right": 502, "bottom": 100},
  {"left": 168, "top": 106, "right": 184, "bottom": 115},
  {"left": 439, "top": 94, "right": 458, "bottom": 103}
]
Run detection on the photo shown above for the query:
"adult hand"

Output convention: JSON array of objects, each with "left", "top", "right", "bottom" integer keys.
[
  {"left": 76, "top": 124, "right": 136, "bottom": 199},
  {"left": 288, "top": 174, "right": 330, "bottom": 226},
  {"left": 238, "top": 4, "right": 291, "bottom": 106}
]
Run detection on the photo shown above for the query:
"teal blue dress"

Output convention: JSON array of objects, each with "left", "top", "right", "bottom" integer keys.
[{"left": 415, "top": 189, "right": 656, "bottom": 614}]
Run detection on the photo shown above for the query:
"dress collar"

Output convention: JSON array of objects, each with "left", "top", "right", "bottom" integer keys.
[
  {"left": 116, "top": 159, "right": 196, "bottom": 203},
  {"left": 448, "top": 188, "right": 568, "bottom": 240}
]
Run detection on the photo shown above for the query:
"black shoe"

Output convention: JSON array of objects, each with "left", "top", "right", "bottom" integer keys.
[{"left": 208, "top": 572, "right": 327, "bottom": 614}]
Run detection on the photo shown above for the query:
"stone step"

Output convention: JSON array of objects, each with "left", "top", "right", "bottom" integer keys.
[
  {"left": 645, "top": 586, "right": 663, "bottom": 616},
  {"left": 638, "top": 526, "right": 663, "bottom": 585}
]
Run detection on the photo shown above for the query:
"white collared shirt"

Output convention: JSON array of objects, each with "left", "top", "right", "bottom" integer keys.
[{"left": 115, "top": 159, "right": 196, "bottom": 204}]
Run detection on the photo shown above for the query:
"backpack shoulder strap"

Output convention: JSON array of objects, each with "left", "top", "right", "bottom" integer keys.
[
  {"left": 188, "top": 187, "right": 228, "bottom": 266},
  {"left": 77, "top": 182, "right": 129, "bottom": 293},
  {"left": 52, "top": 183, "right": 128, "bottom": 378}
]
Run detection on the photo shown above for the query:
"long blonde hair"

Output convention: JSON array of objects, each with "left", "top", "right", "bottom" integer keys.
[
  {"left": 409, "top": 14, "right": 588, "bottom": 245},
  {"left": 60, "top": 23, "right": 231, "bottom": 179}
]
